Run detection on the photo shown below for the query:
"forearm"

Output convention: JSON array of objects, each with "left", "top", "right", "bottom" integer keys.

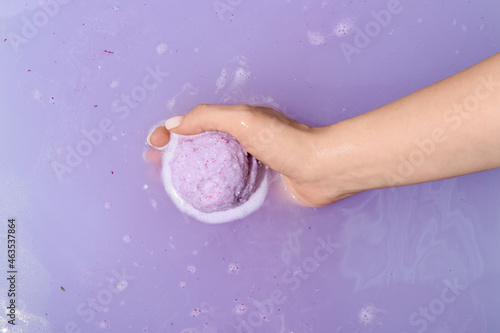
[{"left": 317, "top": 53, "right": 500, "bottom": 194}]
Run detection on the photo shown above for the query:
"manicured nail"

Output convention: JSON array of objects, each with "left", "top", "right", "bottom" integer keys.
[
  {"left": 165, "top": 116, "right": 183, "bottom": 130},
  {"left": 146, "top": 132, "right": 154, "bottom": 146}
]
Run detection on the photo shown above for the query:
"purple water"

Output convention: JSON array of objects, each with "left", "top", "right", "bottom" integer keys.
[{"left": 1, "top": 0, "right": 500, "bottom": 332}]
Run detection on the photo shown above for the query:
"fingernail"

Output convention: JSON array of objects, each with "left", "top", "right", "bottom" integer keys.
[
  {"left": 146, "top": 132, "right": 154, "bottom": 146},
  {"left": 165, "top": 116, "right": 183, "bottom": 130}
]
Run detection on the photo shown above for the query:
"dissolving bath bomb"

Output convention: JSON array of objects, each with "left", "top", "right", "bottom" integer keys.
[{"left": 161, "top": 131, "right": 268, "bottom": 223}]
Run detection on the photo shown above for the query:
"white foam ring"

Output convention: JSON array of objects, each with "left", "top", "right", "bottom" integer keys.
[{"left": 162, "top": 133, "right": 269, "bottom": 224}]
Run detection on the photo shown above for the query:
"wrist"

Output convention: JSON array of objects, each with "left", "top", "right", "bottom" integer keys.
[{"left": 311, "top": 120, "right": 388, "bottom": 201}]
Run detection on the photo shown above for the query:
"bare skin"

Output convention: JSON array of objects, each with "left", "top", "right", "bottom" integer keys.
[{"left": 147, "top": 52, "right": 500, "bottom": 206}]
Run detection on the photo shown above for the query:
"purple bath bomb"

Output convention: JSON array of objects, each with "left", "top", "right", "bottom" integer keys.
[{"left": 169, "top": 131, "right": 261, "bottom": 213}]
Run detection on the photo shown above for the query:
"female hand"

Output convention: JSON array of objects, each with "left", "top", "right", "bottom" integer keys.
[{"left": 146, "top": 104, "right": 358, "bottom": 206}]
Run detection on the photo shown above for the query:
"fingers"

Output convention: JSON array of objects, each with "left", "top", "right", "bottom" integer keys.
[
  {"left": 143, "top": 147, "right": 162, "bottom": 164},
  {"left": 167, "top": 104, "right": 251, "bottom": 138},
  {"left": 146, "top": 104, "right": 315, "bottom": 182},
  {"left": 147, "top": 104, "right": 250, "bottom": 149},
  {"left": 147, "top": 125, "right": 170, "bottom": 148}
]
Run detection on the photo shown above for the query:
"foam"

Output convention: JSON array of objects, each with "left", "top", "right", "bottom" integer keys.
[
  {"left": 307, "top": 31, "right": 326, "bottom": 46},
  {"left": 161, "top": 132, "right": 269, "bottom": 224}
]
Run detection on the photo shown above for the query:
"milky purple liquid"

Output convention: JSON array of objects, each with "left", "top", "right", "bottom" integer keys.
[{"left": 3, "top": 0, "right": 499, "bottom": 331}]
